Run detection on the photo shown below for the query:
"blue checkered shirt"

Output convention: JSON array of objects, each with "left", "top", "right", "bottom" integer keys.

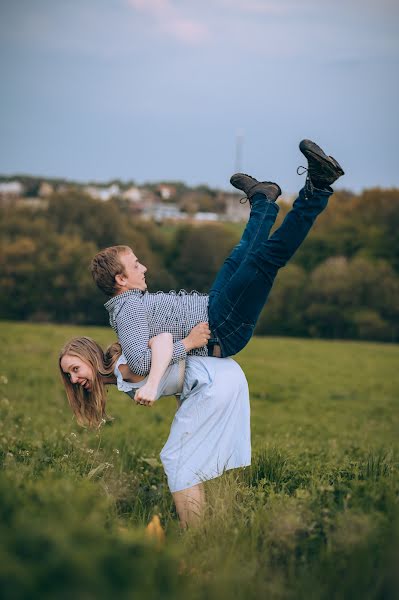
[{"left": 105, "top": 289, "right": 209, "bottom": 376}]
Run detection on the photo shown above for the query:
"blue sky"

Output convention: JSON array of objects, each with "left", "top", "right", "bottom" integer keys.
[{"left": 0, "top": 0, "right": 398, "bottom": 193}]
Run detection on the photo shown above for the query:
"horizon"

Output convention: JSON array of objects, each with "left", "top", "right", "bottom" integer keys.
[{"left": 0, "top": 171, "right": 396, "bottom": 196}]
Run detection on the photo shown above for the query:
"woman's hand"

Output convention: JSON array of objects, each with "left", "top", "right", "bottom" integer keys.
[{"left": 134, "top": 383, "right": 158, "bottom": 407}]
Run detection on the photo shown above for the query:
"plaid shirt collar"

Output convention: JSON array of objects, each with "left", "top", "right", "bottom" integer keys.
[{"left": 104, "top": 289, "right": 145, "bottom": 311}]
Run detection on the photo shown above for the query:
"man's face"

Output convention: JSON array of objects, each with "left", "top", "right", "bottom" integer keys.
[{"left": 117, "top": 250, "right": 147, "bottom": 292}]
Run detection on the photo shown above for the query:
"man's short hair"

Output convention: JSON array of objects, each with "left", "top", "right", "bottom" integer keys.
[{"left": 90, "top": 245, "right": 132, "bottom": 296}]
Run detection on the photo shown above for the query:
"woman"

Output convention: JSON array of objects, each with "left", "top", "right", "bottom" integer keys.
[{"left": 59, "top": 333, "right": 250, "bottom": 528}]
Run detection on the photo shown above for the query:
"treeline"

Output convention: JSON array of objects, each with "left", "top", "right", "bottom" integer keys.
[{"left": 0, "top": 188, "right": 398, "bottom": 342}]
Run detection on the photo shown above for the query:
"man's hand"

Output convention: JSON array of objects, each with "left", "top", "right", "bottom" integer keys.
[
  {"left": 134, "top": 383, "right": 158, "bottom": 407},
  {"left": 182, "top": 322, "right": 211, "bottom": 352}
]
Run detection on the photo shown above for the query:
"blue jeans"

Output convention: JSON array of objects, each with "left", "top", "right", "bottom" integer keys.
[{"left": 208, "top": 185, "right": 332, "bottom": 356}]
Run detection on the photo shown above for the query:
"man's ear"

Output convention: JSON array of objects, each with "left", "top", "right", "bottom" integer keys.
[{"left": 114, "top": 272, "right": 126, "bottom": 288}]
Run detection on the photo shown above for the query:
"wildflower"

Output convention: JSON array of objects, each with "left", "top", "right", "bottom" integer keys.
[
  {"left": 70, "top": 432, "right": 77, "bottom": 438},
  {"left": 0, "top": 375, "right": 8, "bottom": 384},
  {"left": 114, "top": 448, "right": 120, "bottom": 454},
  {"left": 86, "top": 449, "right": 94, "bottom": 454},
  {"left": 146, "top": 515, "right": 165, "bottom": 547}
]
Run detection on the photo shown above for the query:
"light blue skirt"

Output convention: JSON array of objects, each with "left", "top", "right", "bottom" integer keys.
[{"left": 160, "top": 356, "right": 251, "bottom": 493}]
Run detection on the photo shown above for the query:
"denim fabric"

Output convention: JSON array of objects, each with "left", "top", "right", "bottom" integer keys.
[{"left": 208, "top": 185, "right": 332, "bottom": 356}]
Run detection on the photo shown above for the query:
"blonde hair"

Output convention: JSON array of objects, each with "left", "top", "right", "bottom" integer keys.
[
  {"left": 59, "top": 337, "right": 122, "bottom": 428},
  {"left": 90, "top": 245, "right": 132, "bottom": 297}
]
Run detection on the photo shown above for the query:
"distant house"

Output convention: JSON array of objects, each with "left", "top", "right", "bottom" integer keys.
[
  {"left": 140, "top": 189, "right": 158, "bottom": 205},
  {"left": 194, "top": 212, "right": 219, "bottom": 222},
  {"left": 122, "top": 186, "right": 143, "bottom": 202},
  {"left": 38, "top": 182, "right": 54, "bottom": 197},
  {"left": 157, "top": 184, "right": 176, "bottom": 200},
  {"left": 84, "top": 184, "right": 121, "bottom": 201},
  {"left": 142, "top": 202, "right": 186, "bottom": 222},
  {"left": 0, "top": 181, "right": 24, "bottom": 198}
]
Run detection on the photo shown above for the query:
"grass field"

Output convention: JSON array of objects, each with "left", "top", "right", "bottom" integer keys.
[{"left": 1, "top": 322, "right": 398, "bottom": 599}]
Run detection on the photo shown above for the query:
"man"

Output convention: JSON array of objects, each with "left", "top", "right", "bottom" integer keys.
[{"left": 91, "top": 139, "right": 344, "bottom": 376}]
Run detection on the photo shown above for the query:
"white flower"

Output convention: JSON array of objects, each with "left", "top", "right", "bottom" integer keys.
[{"left": 0, "top": 375, "right": 8, "bottom": 384}]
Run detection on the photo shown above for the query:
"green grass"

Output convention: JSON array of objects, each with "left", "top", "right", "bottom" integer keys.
[{"left": 0, "top": 322, "right": 398, "bottom": 599}]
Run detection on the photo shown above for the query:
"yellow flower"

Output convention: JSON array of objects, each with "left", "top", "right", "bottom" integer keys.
[{"left": 145, "top": 515, "right": 165, "bottom": 547}]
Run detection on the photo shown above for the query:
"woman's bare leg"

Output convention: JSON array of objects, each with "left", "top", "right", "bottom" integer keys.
[{"left": 172, "top": 483, "right": 205, "bottom": 528}]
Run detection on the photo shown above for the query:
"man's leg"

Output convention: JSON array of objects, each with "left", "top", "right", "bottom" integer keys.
[
  {"left": 209, "top": 184, "right": 332, "bottom": 356},
  {"left": 209, "top": 138, "right": 344, "bottom": 356},
  {"left": 208, "top": 194, "right": 279, "bottom": 302},
  {"left": 209, "top": 178, "right": 281, "bottom": 303}
]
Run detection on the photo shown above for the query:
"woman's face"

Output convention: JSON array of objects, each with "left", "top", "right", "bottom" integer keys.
[{"left": 61, "top": 354, "right": 94, "bottom": 391}]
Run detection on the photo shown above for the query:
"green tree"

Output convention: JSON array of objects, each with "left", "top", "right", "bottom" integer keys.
[
  {"left": 46, "top": 191, "right": 124, "bottom": 248},
  {"left": 167, "top": 224, "right": 239, "bottom": 292},
  {"left": 255, "top": 265, "right": 308, "bottom": 336}
]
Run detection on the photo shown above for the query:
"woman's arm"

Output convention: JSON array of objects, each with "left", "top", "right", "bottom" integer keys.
[{"left": 134, "top": 332, "right": 173, "bottom": 406}]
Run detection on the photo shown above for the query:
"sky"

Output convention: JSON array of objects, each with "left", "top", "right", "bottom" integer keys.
[{"left": 0, "top": 0, "right": 398, "bottom": 193}]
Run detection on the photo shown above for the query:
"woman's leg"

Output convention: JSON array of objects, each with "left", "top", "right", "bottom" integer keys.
[
  {"left": 209, "top": 185, "right": 332, "bottom": 356},
  {"left": 208, "top": 194, "right": 279, "bottom": 302},
  {"left": 172, "top": 483, "right": 205, "bottom": 528}
]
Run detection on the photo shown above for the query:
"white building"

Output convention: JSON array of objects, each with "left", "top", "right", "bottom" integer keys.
[
  {"left": 0, "top": 181, "right": 24, "bottom": 197},
  {"left": 194, "top": 212, "right": 219, "bottom": 222},
  {"left": 84, "top": 184, "right": 121, "bottom": 201},
  {"left": 157, "top": 184, "right": 176, "bottom": 200},
  {"left": 143, "top": 202, "right": 186, "bottom": 222}
]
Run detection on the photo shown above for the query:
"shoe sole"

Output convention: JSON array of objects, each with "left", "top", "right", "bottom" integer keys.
[
  {"left": 230, "top": 173, "right": 258, "bottom": 190},
  {"left": 300, "top": 139, "right": 344, "bottom": 176}
]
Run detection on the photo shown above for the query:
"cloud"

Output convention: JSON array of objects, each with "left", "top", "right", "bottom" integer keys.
[
  {"left": 161, "top": 18, "right": 209, "bottom": 44},
  {"left": 215, "top": 0, "right": 291, "bottom": 16},
  {"left": 126, "top": 0, "right": 210, "bottom": 44}
]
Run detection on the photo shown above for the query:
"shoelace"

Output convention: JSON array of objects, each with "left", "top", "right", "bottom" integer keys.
[
  {"left": 297, "top": 165, "right": 314, "bottom": 199},
  {"left": 296, "top": 166, "right": 308, "bottom": 176},
  {"left": 237, "top": 180, "right": 261, "bottom": 205}
]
